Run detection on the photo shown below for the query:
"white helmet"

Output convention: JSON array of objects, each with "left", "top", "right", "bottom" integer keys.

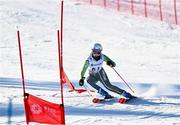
[{"left": 92, "top": 43, "right": 103, "bottom": 51}]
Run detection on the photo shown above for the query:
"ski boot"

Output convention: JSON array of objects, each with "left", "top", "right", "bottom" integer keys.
[
  {"left": 121, "top": 90, "right": 134, "bottom": 99},
  {"left": 98, "top": 88, "right": 114, "bottom": 99}
]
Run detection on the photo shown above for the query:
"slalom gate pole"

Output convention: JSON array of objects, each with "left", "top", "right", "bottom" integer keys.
[
  {"left": 57, "top": 0, "right": 64, "bottom": 105},
  {"left": 60, "top": 0, "right": 64, "bottom": 105},
  {"left": 17, "top": 30, "right": 29, "bottom": 125},
  {"left": 57, "top": 30, "right": 64, "bottom": 105},
  {"left": 112, "top": 67, "right": 135, "bottom": 93},
  {"left": 17, "top": 30, "right": 26, "bottom": 96}
]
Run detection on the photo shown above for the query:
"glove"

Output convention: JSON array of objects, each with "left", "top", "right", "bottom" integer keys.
[
  {"left": 107, "top": 60, "right": 116, "bottom": 67},
  {"left": 79, "top": 77, "right": 85, "bottom": 86}
]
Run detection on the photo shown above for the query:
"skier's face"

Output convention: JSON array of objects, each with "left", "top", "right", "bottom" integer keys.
[{"left": 92, "top": 49, "right": 101, "bottom": 57}]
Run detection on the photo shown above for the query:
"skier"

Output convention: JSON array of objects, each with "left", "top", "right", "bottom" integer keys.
[{"left": 79, "top": 43, "right": 133, "bottom": 99}]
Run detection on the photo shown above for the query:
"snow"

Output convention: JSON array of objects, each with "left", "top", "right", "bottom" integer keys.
[{"left": 0, "top": 0, "right": 180, "bottom": 125}]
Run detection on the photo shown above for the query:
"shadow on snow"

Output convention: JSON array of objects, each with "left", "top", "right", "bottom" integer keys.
[{"left": 65, "top": 105, "right": 180, "bottom": 119}]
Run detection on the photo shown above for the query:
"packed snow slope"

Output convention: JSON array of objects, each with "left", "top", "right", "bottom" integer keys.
[{"left": 0, "top": 0, "right": 180, "bottom": 125}]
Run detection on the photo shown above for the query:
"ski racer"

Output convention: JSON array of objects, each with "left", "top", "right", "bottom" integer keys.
[{"left": 79, "top": 43, "right": 133, "bottom": 99}]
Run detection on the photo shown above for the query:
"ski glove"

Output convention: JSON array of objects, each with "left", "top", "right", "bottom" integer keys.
[
  {"left": 107, "top": 60, "right": 116, "bottom": 67},
  {"left": 79, "top": 77, "right": 85, "bottom": 86}
]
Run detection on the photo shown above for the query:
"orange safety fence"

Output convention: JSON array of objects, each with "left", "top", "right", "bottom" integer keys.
[{"left": 76, "top": 0, "right": 179, "bottom": 25}]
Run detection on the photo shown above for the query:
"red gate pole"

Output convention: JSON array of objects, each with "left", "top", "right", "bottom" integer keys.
[
  {"left": 131, "top": 0, "right": 134, "bottom": 15},
  {"left": 117, "top": 0, "right": 120, "bottom": 11},
  {"left": 159, "top": 0, "right": 163, "bottom": 21},
  {"left": 57, "top": 30, "right": 64, "bottom": 105},
  {"left": 17, "top": 30, "right": 26, "bottom": 96},
  {"left": 144, "top": 0, "right": 147, "bottom": 17},
  {"left": 59, "top": 0, "right": 64, "bottom": 105},
  {"left": 90, "top": 0, "right": 92, "bottom": 4},
  {"left": 174, "top": 0, "right": 178, "bottom": 25},
  {"left": 17, "top": 30, "right": 29, "bottom": 125},
  {"left": 103, "top": 0, "right": 106, "bottom": 8}
]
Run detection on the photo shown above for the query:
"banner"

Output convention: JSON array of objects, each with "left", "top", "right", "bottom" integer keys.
[{"left": 24, "top": 94, "right": 65, "bottom": 124}]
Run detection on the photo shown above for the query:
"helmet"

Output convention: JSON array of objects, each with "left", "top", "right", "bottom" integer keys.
[
  {"left": 92, "top": 43, "right": 103, "bottom": 51},
  {"left": 92, "top": 43, "right": 103, "bottom": 56}
]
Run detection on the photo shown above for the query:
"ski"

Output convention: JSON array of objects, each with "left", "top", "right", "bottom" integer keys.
[
  {"left": 92, "top": 97, "right": 116, "bottom": 103},
  {"left": 92, "top": 96, "right": 138, "bottom": 104},
  {"left": 119, "top": 96, "right": 137, "bottom": 104}
]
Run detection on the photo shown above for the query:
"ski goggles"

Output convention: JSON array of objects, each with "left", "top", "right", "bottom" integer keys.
[{"left": 92, "top": 49, "right": 101, "bottom": 55}]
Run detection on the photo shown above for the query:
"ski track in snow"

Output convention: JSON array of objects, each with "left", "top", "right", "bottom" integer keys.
[
  {"left": 0, "top": 0, "right": 180, "bottom": 124},
  {"left": 0, "top": 77, "right": 180, "bottom": 125}
]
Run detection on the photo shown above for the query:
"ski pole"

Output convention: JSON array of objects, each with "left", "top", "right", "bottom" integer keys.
[{"left": 112, "top": 67, "right": 135, "bottom": 93}]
